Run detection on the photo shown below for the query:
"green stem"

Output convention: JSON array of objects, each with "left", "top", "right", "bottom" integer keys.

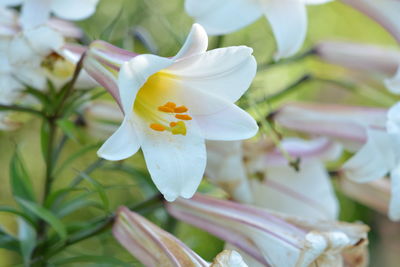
[
  {"left": 258, "top": 49, "right": 316, "bottom": 71},
  {"left": 31, "top": 53, "right": 86, "bottom": 267}
]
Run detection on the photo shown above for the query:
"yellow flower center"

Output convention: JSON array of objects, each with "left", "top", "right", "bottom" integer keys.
[{"left": 133, "top": 71, "right": 192, "bottom": 136}]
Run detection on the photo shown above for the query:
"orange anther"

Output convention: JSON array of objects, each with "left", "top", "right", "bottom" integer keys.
[
  {"left": 158, "top": 106, "right": 174, "bottom": 113},
  {"left": 165, "top": 102, "right": 176, "bottom": 109},
  {"left": 174, "top": 106, "right": 188, "bottom": 113},
  {"left": 175, "top": 114, "right": 192, "bottom": 120},
  {"left": 169, "top": 122, "right": 177, "bottom": 127},
  {"left": 150, "top": 123, "right": 166, "bottom": 132}
]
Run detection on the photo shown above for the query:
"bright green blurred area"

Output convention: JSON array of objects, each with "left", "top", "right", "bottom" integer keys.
[{"left": 1, "top": 0, "right": 400, "bottom": 266}]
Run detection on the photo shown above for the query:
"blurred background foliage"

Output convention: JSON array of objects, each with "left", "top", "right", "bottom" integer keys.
[{"left": 1, "top": 0, "right": 400, "bottom": 266}]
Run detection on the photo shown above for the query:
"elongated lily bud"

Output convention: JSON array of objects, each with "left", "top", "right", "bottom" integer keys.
[
  {"left": 113, "top": 206, "right": 248, "bottom": 267},
  {"left": 83, "top": 40, "right": 138, "bottom": 108},
  {"left": 167, "top": 194, "right": 369, "bottom": 267},
  {"left": 274, "top": 102, "right": 387, "bottom": 151},
  {"left": 315, "top": 41, "right": 400, "bottom": 93},
  {"left": 341, "top": 0, "right": 400, "bottom": 43},
  {"left": 315, "top": 41, "right": 400, "bottom": 76}
]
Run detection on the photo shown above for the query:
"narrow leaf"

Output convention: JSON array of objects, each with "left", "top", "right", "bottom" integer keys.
[
  {"left": 16, "top": 198, "right": 67, "bottom": 242},
  {"left": 78, "top": 172, "right": 110, "bottom": 213},
  {"left": 10, "top": 151, "right": 36, "bottom": 203},
  {"left": 0, "top": 206, "right": 36, "bottom": 227},
  {"left": 0, "top": 226, "right": 19, "bottom": 252}
]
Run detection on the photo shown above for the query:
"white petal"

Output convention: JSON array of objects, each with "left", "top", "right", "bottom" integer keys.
[
  {"left": 141, "top": 126, "right": 206, "bottom": 201},
  {"left": 168, "top": 46, "right": 256, "bottom": 103},
  {"left": 262, "top": 0, "right": 307, "bottom": 59},
  {"left": 9, "top": 33, "right": 37, "bottom": 65},
  {"left": 97, "top": 117, "right": 141, "bottom": 161},
  {"left": 389, "top": 166, "right": 400, "bottom": 221},
  {"left": 17, "top": 66, "right": 46, "bottom": 89},
  {"left": 184, "top": 0, "right": 262, "bottom": 35},
  {"left": 211, "top": 250, "right": 248, "bottom": 267},
  {"left": 173, "top": 23, "right": 208, "bottom": 60},
  {"left": 206, "top": 141, "right": 254, "bottom": 203},
  {"left": 118, "top": 54, "right": 173, "bottom": 114},
  {"left": 251, "top": 160, "right": 339, "bottom": 220},
  {"left": 343, "top": 129, "right": 398, "bottom": 183},
  {"left": 20, "top": 0, "right": 51, "bottom": 29},
  {"left": 51, "top": 0, "right": 99, "bottom": 21},
  {"left": 194, "top": 104, "right": 258, "bottom": 141},
  {"left": 24, "top": 26, "right": 64, "bottom": 55},
  {"left": 387, "top": 102, "right": 400, "bottom": 134},
  {"left": 384, "top": 66, "right": 400, "bottom": 94}
]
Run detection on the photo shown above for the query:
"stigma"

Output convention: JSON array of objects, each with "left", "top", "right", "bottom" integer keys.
[{"left": 149, "top": 102, "right": 191, "bottom": 135}]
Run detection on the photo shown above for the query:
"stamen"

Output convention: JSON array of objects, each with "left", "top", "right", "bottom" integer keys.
[
  {"left": 150, "top": 123, "right": 166, "bottom": 132},
  {"left": 169, "top": 122, "right": 177, "bottom": 127},
  {"left": 174, "top": 106, "right": 188, "bottom": 113},
  {"left": 171, "top": 121, "right": 187, "bottom": 135},
  {"left": 158, "top": 106, "right": 174, "bottom": 113},
  {"left": 175, "top": 114, "right": 192, "bottom": 120},
  {"left": 165, "top": 102, "right": 176, "bottom": 109}
]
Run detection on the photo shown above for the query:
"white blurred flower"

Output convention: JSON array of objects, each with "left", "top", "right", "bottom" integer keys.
[
  {"left": 274, "top": 101, "right": 400, "bottom": 221},
  {"left": 1, "top": 0, "right": 99, "bottom": 29},
  {"left": 206, "top": 137, "right": 341, "bottom": 220},
  {"left": 113, "top": 206, "right": 248, "bottom": 267},
  {"left": 83, "top": 24, "right": 258, "bottom": 201},
  {"left": 184, "top": 0, "right": 333, "bottom": 59}
]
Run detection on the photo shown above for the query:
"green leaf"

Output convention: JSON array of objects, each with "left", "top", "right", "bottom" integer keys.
[
  {"left": 10, "top": 151, "right": 36, "bottom": 203},
  {"left": 78, "top": 172, "right": 110, "bottom": 213},
  {"left": 0, "top": 206, "right": 36, "bottom": 227},
  {"left": 51, "top": 255, "right": 131, "bottom": 266},
  {"left": 56, "top": 194, "right": 101, "bottom": 218},
  {"left": 0, "top": 226, "right": 19, "bottom": 252},
  {"left": 15, "top": 198, "right": 67, "bottom": 242},
  {"left": 44, "top": 187, "right": 85, "bottom": 209},
  {"left": 24, "top": 87, "right": 50, "bottom": 106},
  {"left": 56, "top": 119, "right": 78, "bottom": 142},
  {"left": 18, "top": 218, "right": 36, "bottom": 267}
]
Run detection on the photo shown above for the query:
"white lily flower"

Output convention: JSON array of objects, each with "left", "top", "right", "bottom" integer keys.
[
  {"left": 167, "top": 194, "right": 369, "bottom": 267},
  {"left": 315, "top": 41, "right": 400, "bottom": 93},
  {"left": 207, "top": 138, "right": 341, "bottom": 220},
  {"left": 274, "top": 101, "right": 400, "bottom": 221},
  {"left": 113, "top": 206, "right": 248, "bottom": 267},
  {"left": 1, "top": 0, "right": 99, "bottom": 29},
  {"left": 184, "top": 0, "right": 333, "bottom": 59},
  {"left": 343, "top": 102, "right": 400, "bottom": 221},
  {"left": 83, "top": 24, "right": 258, "bottom": 201}
]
